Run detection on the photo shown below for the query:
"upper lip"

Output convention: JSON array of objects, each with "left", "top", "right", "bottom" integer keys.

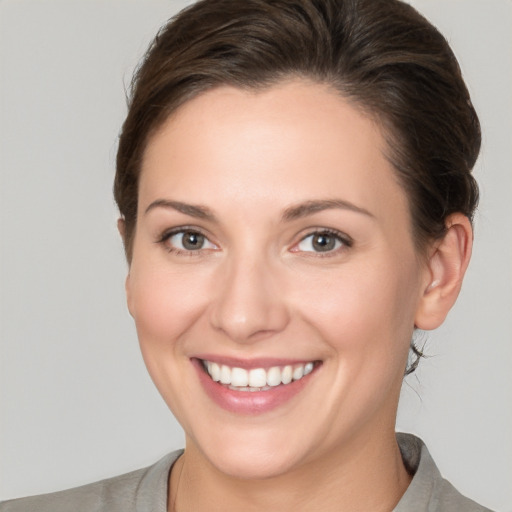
[{"left": 193, "top": 355, "right": 320, "bottom": 369}]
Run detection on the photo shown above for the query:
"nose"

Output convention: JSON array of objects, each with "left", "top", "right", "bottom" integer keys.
[{"left": 209, "top": 253, "right": 290, "bottom": 343}]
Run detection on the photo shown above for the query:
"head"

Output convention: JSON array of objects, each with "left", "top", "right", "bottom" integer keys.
[
  {"left": 115, "top": 0, "right": 480, "bottom": 480},
  {"left": 115, "top": 0, "right": 480, "bottom": 261}
]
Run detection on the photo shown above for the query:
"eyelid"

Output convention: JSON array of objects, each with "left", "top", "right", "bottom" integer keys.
[
  {"left": 155, "top": 226, "right": 219, "bottom": 254},
  {"left": 290, "top": 228, "right": 353, "bottom": 255}
]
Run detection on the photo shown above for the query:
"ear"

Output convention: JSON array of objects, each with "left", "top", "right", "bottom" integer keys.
[
  {"left": 117, "top": 217, "right": 134, "bottom": 317},
  {"left": 124, "top": 272, "right": 134, "bottom": 318},
  {"left": 117, "top": 217, "right": 126, "bottom": 241},
  {"left": 415, "top": 213, "right": 473, "bottom": 330}
]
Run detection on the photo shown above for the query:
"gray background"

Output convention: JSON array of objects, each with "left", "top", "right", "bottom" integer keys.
[{"left": 0, "top": 1, "right": 510, "bottom": 510}]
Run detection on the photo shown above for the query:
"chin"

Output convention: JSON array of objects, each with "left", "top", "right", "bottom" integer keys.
[
  {"left": 187, "top": 422, "right": 311, "bottom": 480},
  {"left": 206, "top": 443, "right": 303, "bottom": 480}
]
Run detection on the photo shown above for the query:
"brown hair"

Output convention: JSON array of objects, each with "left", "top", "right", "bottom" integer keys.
[
  {"left": 116, "top": 0, "right": 480, "bottom": 256},
  {"left": 115, "top": 0, "right": 481, "bottom": 374},
  {"left": 115, "top": 0, "right": 480, "bottom": 263}
]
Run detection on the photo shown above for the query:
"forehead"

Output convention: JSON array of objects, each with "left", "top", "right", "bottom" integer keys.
[{"left": 139, "top": 80, "right": 409, "bottom": 224}]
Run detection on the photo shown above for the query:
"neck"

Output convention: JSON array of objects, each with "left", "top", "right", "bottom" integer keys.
[{"left": 169, "top": 428, "right": 411, "bottom": 512}]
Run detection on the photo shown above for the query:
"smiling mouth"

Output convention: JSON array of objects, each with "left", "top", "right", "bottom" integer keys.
[{"left": 200, "top": 359, "right": 319, "bottom": 392}]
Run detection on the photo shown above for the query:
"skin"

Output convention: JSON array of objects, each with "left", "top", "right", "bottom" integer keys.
[{"left": 122, "top": 80, "right": 472, "bottom": 512}]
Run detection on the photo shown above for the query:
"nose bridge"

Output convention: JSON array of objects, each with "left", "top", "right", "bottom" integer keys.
[{"left": 209, "top": 246, "right": 289, "bottom": 343}]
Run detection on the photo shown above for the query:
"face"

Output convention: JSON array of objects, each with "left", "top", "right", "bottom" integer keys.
[{"left": 126, "top": 80, "right": 430, "bottom": 479}]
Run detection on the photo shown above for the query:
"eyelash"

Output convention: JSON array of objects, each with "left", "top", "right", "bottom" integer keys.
[
  {"left": 155, "top": 227, "right": 353, "bottom": 257},
  {"left": 155, "top": 227, "right": 216, "bottom": 256},
  {"left": 292, "top": 228, "right": 353, "bottom": 257}
]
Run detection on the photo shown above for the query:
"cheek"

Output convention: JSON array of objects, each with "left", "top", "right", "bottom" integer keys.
[
  {"left": 127, "top": 262, "right": 211, "bottom": 359},
  {"left": 294, "top": 255, "right": 421, "bottom": 362},
  {"left": 126, "top": 261, "right": 215, "bottom": 417}
]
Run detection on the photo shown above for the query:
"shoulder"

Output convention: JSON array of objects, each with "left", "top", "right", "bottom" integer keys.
[
  {"left": 432, "top": 478, "right": 494, "bottom": 512},
  {"left": 395, "top": 433, "right": 494, "bottom": 512},
  {"left": 0, "top": 450, "right": 182, "bottom": 512}
]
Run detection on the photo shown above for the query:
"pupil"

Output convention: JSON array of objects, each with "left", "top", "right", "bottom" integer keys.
[
  {"left": 183, "top": 232, "right": 204, "bottom": 250},
  {"left": 313, "top": 234, "right": 335, "bottom": 252}
]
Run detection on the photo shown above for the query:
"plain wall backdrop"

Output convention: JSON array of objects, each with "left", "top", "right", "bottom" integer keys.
[{"left": 0, "top": 1, "right": 511, "bottom": 510}]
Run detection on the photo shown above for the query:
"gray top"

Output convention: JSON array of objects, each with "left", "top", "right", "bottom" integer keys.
[{"left": 0, "top": 433, "right": 493, "bottom": 511}]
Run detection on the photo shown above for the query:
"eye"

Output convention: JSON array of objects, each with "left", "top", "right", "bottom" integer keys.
[
  {"left": 294, "top": 230, "right": 350, "bottom": 254},
  {"left": 161, "top": 229, "right": 218, "bottom": 253}
]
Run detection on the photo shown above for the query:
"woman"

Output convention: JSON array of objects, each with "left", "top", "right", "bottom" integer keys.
[{"left": 0, "top": 0, "right": 501, "bottom": 510}]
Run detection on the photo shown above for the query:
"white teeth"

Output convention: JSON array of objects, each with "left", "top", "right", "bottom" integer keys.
[
  {"left": 220, "top": 365, "right": 231, "bottom": 384},
  {"left": 228, "top": 385, "right": 270, "bottom": 392},
  {"left": 282, "top": 365, "right": 293, "bottom": 384},
  {"left": 248, "top": 368, "right": 267, "bottom": 388},
  {"left": 203, "top": 360, "right": 316, "bottom": 389},
  {"left": 231, "top": 367, "right": 249, "bottom": 387},
  {"left": 292, "top": 365, "right": 304, "bottom": 380},
  {"left": 266, "top": 366, "right": 282, "bottom": 387},
  {"left": 210, "top": 362, "right": 221, "bottom": 382}
]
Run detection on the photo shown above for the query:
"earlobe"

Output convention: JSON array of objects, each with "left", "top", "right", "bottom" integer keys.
[
  {"left": 125, "top": 273, "right": 134, "bottom": 318},
  {"left": 118, "top": 218, "right": 134, "bottom": 317},
  {"left": 415, "top": 213, "right": 473, "bottom": 330},
  {"left": 117, "top": 217, "right": 126, "bottom": 240}
]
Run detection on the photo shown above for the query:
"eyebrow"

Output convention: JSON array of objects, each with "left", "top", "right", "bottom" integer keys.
[
  {"left": 145, "top": 199, "right": 216, "bottom": 221},
  {"left": 282, "top": 199, "right": 374, "bottom": 221},
  {"left": 144, "top": 198, "right": 373, "bottom": 223}
]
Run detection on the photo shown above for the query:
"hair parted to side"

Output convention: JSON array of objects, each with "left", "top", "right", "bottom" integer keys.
[
  {"left": 114, "top": 0, "right": 481, "bottom": 372},
  {"left": 115, "top": 0, "right": 480, "bottom": 262}
]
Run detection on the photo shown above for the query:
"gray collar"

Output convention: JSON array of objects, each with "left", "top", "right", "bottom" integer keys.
[{"left": 135, "top": 434, "right": 490, "bottom": 512}]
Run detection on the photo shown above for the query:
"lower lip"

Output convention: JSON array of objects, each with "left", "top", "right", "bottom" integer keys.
[{"left": 192, "top": 359, "right": 318, "bottom": 415}]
